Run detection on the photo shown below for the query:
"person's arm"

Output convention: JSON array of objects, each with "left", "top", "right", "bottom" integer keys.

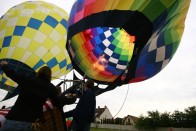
[
  {"left": 58, "top": 93, "right": 77, "bottom": 106},
  {"left": 0, "top": 61, "right": 27, "bottom": 85},
  {"left": 1, "top": 61, "right": 14, "bottom": 75},
  {"left": 60, "top": 81, "right": 82, "bottom": 97},
  {"left": 49, "top": 85, "right": 62, "bottom": 108}
]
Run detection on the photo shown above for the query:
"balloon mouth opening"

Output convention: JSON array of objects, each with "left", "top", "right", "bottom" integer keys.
[
  {"left": 67, "top": 10, "right": 153, "bottom": 84},
  {"left": 69, "top": 26, "right": 137, "bottom": 83}
]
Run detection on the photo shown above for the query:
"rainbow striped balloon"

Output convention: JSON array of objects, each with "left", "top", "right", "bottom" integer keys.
[{"left": 67, "top": 0, "right": 191, "bottom": 85}]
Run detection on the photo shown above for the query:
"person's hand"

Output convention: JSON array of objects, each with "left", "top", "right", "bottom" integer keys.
[
  {"left": 71, "top": 94, "right": 77, "bottom": 97},
  {"left": 66, "top": 93, "right": 72, "bottom": 98},
  {"left": 66, "top": 93, "right": 77, "bottom": 98},
  {"left": 0, "top": 61, "right": 8, "bottom": 66}
]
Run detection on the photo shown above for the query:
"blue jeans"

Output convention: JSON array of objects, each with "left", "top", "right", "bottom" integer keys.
[{"left": 0, "top": 119, "right": 32, "bottom": 131}]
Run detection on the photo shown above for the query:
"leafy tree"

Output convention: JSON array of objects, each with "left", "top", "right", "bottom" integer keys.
[
  {"left": 184, "top": 106, "right": 196, "bottom": 127},
  {"left": 171, "top": 110, "right": 184, "bottom": 127},
  {"left": 159, "top": 112, "right": 171, "bottom": 127},
  {"left": 135, "top": 115, "right": 156, "bottom": 129},
  {"left": 135, "top": 105, "right": 196, "bottom": 128},
  {"left": 147, "top": 110, "right": 161, "bottom": 127}
]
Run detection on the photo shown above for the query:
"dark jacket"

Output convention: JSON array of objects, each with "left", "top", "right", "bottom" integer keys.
[
  {"left": 2, "top": 65, "right": 60, "bottom": 122},
  {"left": 64, "top": 88, "right": 96, "bottom": 129}
]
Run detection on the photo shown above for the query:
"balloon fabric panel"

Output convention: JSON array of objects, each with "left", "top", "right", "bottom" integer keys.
[{"left": 68, "top": 0, "right": 178, "bottom": 27}]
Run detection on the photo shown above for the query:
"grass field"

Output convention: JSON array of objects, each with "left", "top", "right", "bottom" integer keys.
[
  {"left": 91, "top": 128, "right": 126, "bottom": 131},
  {"left": 91, "top": 128, "right": 112, "bottom": 131}
]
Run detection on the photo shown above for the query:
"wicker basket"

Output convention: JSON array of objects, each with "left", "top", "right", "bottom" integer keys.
[{"left": 32, "top": 108, "right": 67, "bottom": 131}]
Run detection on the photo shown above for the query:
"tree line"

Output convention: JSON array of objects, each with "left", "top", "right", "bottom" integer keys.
[{"left": 135, "top": 105, "right": 196, "bottom": 129}]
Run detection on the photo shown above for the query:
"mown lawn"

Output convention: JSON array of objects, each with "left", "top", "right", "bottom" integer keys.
[
  {"left": 90, "top": 128, "right": 126, "bottom": 131},
  {"left": 90, "top": 128, "right": 112, "bottom": 131}
]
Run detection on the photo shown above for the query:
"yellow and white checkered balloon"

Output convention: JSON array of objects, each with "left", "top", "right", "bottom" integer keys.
[{"left": 0, "top": 1, "right": 72, "bottom": 91}]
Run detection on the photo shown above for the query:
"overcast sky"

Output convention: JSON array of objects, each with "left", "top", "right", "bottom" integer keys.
[{"left": 0, "top": 0, "right": 195, "bottom": 118}]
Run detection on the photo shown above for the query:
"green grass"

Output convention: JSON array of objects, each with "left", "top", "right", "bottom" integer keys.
[{"left": 90, "top": 128, "right": 126, "bottom": 131}]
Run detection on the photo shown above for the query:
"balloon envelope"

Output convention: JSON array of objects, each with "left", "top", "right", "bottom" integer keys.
[
  {"left": 0, "top": 1, "right": 72, "bottom": 92},
  {"left": 67, "top": 0, "right": 190, "bottom": 85}
]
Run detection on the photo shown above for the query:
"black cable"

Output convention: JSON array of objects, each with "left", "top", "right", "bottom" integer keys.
[{"left": 113, "top": 84, "right": 129, "bottom": 118}]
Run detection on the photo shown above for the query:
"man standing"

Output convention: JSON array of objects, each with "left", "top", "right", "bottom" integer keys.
[{"left": 64, "top": 79, "right": 96, "bottom": 131}]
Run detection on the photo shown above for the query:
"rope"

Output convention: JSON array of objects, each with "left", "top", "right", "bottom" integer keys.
[{"left": 113, "top": 84, "right": 129, "bottom": 118}]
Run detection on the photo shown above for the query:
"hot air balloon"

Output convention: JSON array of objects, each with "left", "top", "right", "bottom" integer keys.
[
  {"left": 0, "top": 1, "right": 72, "bottom": 99},
  {"left": 66, "top": 0, "right": 191, "bottom": 94}
]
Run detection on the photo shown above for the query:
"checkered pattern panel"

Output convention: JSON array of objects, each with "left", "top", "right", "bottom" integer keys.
[
  {"left": 0, "top": 1, "right": 72, "bottom": 91},
  {"left": 68, "top": 27, "right": 135, "bottom": 82},
  {"left": 122, "top": 3, "right": 189, "bottom": 83}
]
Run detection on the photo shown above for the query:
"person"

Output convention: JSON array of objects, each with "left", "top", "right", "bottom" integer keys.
[
  {"left": 64, "top": 79, "right": 96, "bottom": 131},
  {"left": 0, "top": 61, "right": 61, "bottom": 131}
]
